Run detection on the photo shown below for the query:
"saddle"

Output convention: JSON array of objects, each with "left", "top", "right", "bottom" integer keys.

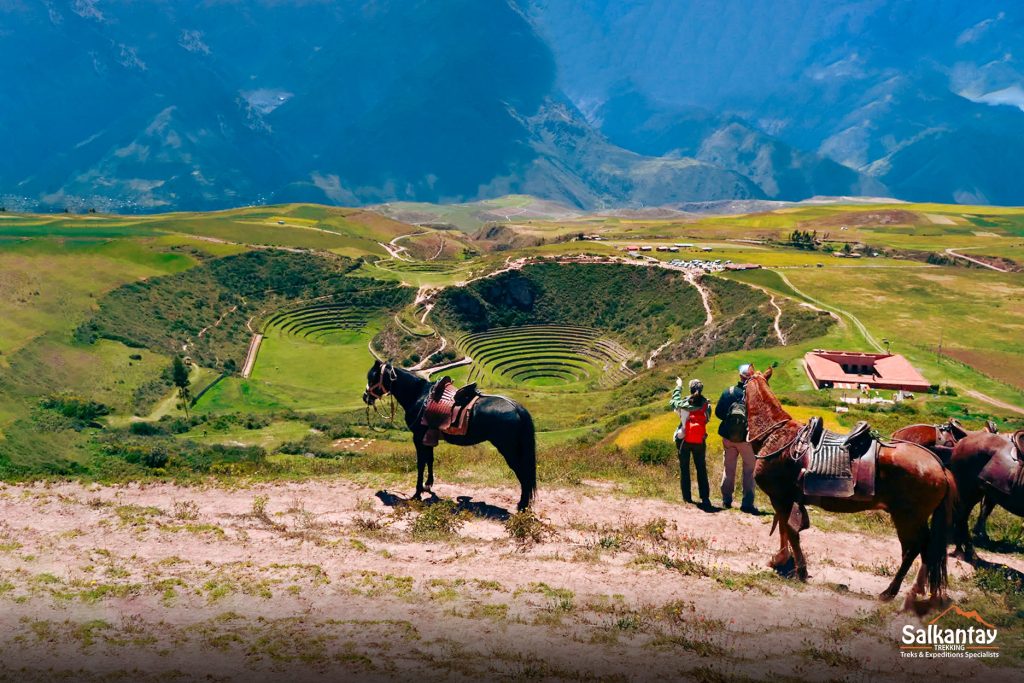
[
  {"left": 419, "top": 377, "right": 481, "bottom": 447},
  {"left": 979, "top": 431, "right": 1024, "bottom": 497},
  {"left": 795, "top": 417, "right": 879, "bottom": 499}
]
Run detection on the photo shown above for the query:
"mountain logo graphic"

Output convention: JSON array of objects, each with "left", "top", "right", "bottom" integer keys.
[{"left": 928, "top": 605, "right": 996, "bottom": 630}]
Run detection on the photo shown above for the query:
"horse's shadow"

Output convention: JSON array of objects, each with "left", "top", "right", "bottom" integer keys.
[
  {"left": 960, "top": 553, "right": 1024, "bottom": 587},
  {"left": 974, "top": 535, "right": 1024, "bottom": 556},
  {"left": 375, "top": 490, "right": 511, "bottom": 522}
]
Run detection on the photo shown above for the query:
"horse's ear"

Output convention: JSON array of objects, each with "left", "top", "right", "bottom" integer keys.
[
  {"left": 372, "top": 359, "right": 381, "bottom": 368},
  {"left": 764, "top": 367, "right": 773, "bottom": 381}
]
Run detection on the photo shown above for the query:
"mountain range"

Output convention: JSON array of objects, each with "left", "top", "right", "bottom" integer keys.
[{"left": 1, "top": 0, "right": 1022, "bottom": 211}]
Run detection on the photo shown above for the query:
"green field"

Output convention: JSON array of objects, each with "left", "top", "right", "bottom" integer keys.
[{"left": 1, "top": 199, "right": 1022, "bottom": 481}]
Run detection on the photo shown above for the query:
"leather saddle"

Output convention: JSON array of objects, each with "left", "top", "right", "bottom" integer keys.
[
  {"left": 419, "top": 377, "right": 481, "bottom": 447},
  {"left": 978, "top": 431, "right": 1024, "bottom": 498},
  {"left": 795, "top": 417, "right": 878, "bottom": 499}
]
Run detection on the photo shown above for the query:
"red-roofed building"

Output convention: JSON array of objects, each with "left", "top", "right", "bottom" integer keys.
[{"left": 803, "top": 350, "right": 930, "bottom": 392}]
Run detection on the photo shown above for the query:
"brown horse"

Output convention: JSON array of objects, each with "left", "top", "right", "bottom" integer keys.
[
  {"left": 745, "top": 366, "right": 955, "bottom": 607},
  {"left": 891, "top": 418, "right": 997, "bottom": 463},
  {"left": 948, "top": 431, "right": 1024, "bottom": 562}
]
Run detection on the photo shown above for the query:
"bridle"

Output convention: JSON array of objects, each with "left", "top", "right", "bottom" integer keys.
[
  {"left": 364, "top": 362, "right": 397, "bottom": 431},
  {"left": 365, "top": 361, "right": 396, "bottom": 402}
]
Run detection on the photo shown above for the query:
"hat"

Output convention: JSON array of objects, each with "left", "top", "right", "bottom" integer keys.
[
  {"left": 689, "top": 379, "right": 703, "bottom": 393},
  {"left": 738, "top": 364, "right": 753, "bottom": 379}
]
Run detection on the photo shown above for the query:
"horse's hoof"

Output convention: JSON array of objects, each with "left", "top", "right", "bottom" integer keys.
[
  {"left": 879, "top": 590, "right": 897, "bottom": 602},
  {"left": 797, "top": 566, "right": 809, "bottom": 582},
  {"left": 412, "top": 492, "right": 423, "bottom": 501}
]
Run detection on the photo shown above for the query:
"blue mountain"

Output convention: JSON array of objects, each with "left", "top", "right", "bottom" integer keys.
[{"left": 1, "top": 1, "right": 1022, "bottom": 210}]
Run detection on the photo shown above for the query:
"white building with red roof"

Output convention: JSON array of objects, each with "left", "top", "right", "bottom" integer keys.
[{"left": 803, "top": 350, "right": 930, "bottom": 392}]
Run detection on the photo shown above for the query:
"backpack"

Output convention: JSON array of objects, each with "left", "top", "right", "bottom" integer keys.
[
  {"left": 683, "top": 405, "right": 709, "bottom": 444},
  {"left": 721, "top": 390, "right": 748, "bottom": 441}
]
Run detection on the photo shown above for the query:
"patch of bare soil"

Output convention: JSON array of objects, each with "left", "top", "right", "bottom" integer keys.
[
  {"left": 0, "top": 480, "right": 1017, "bottom": 682},
  {"left": 805, "top": 210, "right": 920, "bottom": 227}
]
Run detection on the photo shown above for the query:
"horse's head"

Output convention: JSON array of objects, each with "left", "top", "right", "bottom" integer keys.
[
  {"left": 741, "top": 365, "right": 790, "bottom": 445},
  {"left": 363, "top": 359, "right": 395, "bottom": 405}
]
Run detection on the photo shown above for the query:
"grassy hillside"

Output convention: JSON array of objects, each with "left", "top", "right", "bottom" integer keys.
[
  {"left": 433, "top": 263, "right": 706, "bottom": 349},
  {"left": 81, "top": 250, "right": 410, "bottom": 369}
]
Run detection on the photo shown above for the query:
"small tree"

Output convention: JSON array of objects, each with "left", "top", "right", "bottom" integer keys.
[
  {"left": 843, "top": 242, "right": 852, "bottom": 255},
  {"left": 172, "top": 356, "right": 192, "bottom": 418}
]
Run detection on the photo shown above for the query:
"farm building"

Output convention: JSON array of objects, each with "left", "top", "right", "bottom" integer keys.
[{"left": 803, "top": 350, "right": 930, "bottom": 391}]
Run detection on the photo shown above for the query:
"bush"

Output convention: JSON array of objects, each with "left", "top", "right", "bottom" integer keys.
[
  {"left": 129, "top": 421, "right": 164, "bottom": 436},
  {"left": 39, "top": 394, "right": 110, "bottom": 422},
  {"left": 631, "top": 439, "right": 675, "bottom": 466},
  {"left": 410, "top": 500, "right": 467, "bottom": 538}
]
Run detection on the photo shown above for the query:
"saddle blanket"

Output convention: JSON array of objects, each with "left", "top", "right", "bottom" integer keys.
[{"left": 799, "top": 421, "right": 877, "bottom": 499}]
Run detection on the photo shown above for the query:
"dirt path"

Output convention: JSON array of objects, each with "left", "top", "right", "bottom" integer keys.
[
  {"left": 777, "top": 271, "right": 884, "bottom": 352},
  {"left": 0, "top": 479, "right": 1014, "bottom": 682},
  {"left": 198, "top": 304, "right": 238, "bottom": 338},
  {"left": 241, "top": 333, "right": 263, "bottom": 379},
  {"left": 378, "top": 232, "right": 427, "bottom": 262},
  {"left": 964, "top": 389, "right": 1024, "bottom": 416},
  {"left": 646, "top": 339, "right": 672, "bottom": 369},
  {"left": 685, "top": 272, "right": 714, "bottom": 328},
  {"left": 768, "top": 294, "right": 787, "bottom": 345},
  {"left": 945, "top": 248, "right": 1009, "bottom": 273}
]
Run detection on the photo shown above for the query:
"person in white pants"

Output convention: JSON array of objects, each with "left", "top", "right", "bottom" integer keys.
[{"left": 714, "top": 364, "right": 758, "bottom": 513}]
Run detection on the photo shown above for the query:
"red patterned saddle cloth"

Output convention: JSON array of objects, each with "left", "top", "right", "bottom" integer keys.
[{"left": 420, "top": 377, "right": 480, "bottom": 447}]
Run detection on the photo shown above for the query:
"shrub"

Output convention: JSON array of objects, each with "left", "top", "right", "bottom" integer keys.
[
  {"left": 631, "top": 439, "right": 675, "bottom": 466},
  {"left": 410, "top": 500, "right": 467, "bottom": 538},
  {"left": 129, "top": 421, "right": 164, "bottom": 436},
  {"left": 505, "top": 509, "right": 553, "bottom": 548},
  {"left": 39, "top": 394, "right": 110, "bottom": 422}
]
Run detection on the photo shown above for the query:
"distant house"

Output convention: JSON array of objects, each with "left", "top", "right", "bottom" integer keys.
[
  {"left": 804, "top": 350, "right": 930, "bottom": 392},
  {"left": 701, "top": 246, "right": 713, "bottom": 252},
  {"left": 639, "top": 246, "right": 652, "bottom": 252}
]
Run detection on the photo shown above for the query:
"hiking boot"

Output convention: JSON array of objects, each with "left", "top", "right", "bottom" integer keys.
[
  {"left": 721, "top": 500, "right": 732, "bottom": 509},
  {"left": 741, "top": 504, "right": 759, "bottom": 514},
  {"left": 683, "top": 496, "right": 693, "bottom": 504},
  {"left": 698, "top": 499, "right": 713, "bottom": 511}
]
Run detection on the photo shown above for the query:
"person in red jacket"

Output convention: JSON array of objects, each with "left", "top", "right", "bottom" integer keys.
[{"left": 670, "top": 377, "right": 712, "bottom": 509}]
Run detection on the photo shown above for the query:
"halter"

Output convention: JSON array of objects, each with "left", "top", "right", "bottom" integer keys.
[
  {"left": 365, "top": 362, "right": 397, "bottom": 431},
  {"left": 365, "top": 361, "right": 397, "bottom": 401}
]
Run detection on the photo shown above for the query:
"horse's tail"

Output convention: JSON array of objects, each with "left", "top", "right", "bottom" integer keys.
[
  {"left": 926, "top": 468, "right": 957, "bottom": 596},
  {"left": 516, "top": 405, "right": 537, "bottom": 508}
]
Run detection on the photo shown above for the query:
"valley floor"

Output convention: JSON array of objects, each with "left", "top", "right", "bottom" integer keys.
[{"left": 0, "top": 479, "right": 1020, "bottom": 682}]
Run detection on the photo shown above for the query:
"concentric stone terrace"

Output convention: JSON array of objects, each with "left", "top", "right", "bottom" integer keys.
[
  {"left": 263, "top": 301, "right": 370, "bottom": 341},
  {"left": 459, "top": 325, "right": 633, "bottom": 388}
]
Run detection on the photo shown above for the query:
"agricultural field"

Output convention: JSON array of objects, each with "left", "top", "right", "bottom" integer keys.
[{"left": 0, "top": 199, "right": 1023, "bottom": 679}]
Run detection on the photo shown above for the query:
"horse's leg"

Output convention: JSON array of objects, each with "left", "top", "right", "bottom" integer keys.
[
  {"left": 952, "top": 490, "right": 982, "bottom": 562},
  {"left": 972, "top": 496, "right": 995, "bottom": 542},
  {"left": 904, "top": 556, "right": 930, "bottom": 612},
  {"left": 424, "top": 447, "right": 435, "bottom": 493},
  {"left": 881, "top": 510, "right": 926, "bottom": 602},
  {"left": 768, "top": 497, "right": 793, "bottom": 570},
  {"left": 785, "top": 521, "right": 808, "bottom": 581},
  {"left": 413, "top": 442, "right": 429, "bottom": 500},
  {"left": 492, "top": 437, "right": 530, "bottom": 512}
]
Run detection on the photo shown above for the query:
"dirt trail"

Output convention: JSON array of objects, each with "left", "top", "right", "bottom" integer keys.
[
  {"left": 241, "top": 333, "right": 263, "bottom": 379},
  {"left": 0, "top": 479, "right": 1013, "bottom": 682},
  {"left": 945, "top": 248, "right": 1009, "bottom": 273},
  {"left": 964, "top": 389, "right": 1024, "bottom": 416},
  {"left": 768, "top": 294, "right": 787, "bottom": 345},
  {"left": 777, "top": 271, "right": 883, "bottom": 352}
]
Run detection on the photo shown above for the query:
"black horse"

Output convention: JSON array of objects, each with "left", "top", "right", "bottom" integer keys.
[{"left": 362, "top": 360, "right": 537, "bottom": 511}]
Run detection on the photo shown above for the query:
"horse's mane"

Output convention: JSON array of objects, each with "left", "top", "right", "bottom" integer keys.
[{"left": 744, "top": 374, "right": 794, "bottom": 438}]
